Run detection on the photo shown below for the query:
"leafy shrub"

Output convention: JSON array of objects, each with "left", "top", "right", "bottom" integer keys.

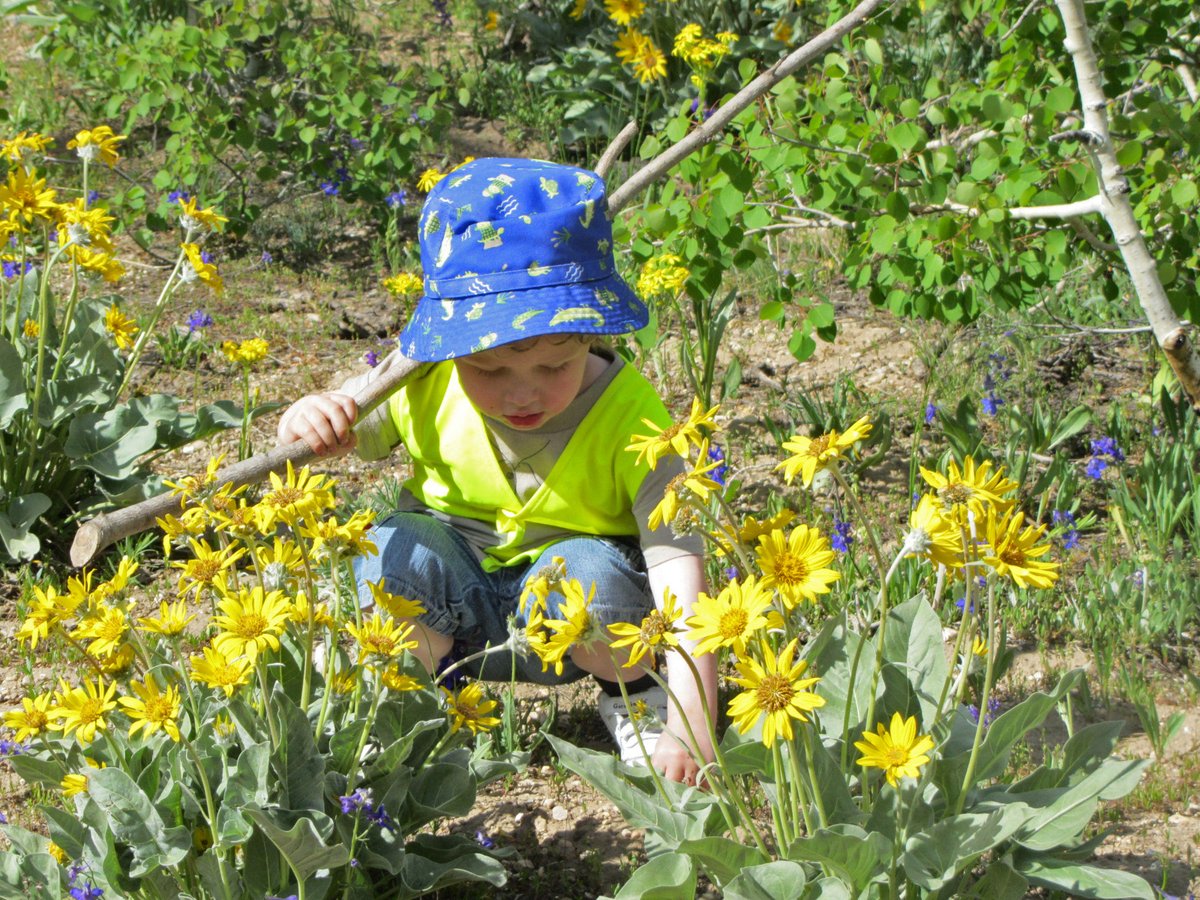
[
  {"left": 37, "top": 0, "right": 450, "bottom": 234},
  {"left": 0, "top": 130, "right": 264, "bottom": 562}
]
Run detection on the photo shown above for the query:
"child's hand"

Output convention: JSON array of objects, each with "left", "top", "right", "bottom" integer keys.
[
  {"left": 653, "top": 720, "right": 714, "bottom": 787},
  {"left": 277, "top": 392, "right": 358, "bottom": 457}
]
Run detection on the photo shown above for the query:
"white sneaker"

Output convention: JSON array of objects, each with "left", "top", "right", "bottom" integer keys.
[{"left": 598, "top": 684, "right": 669, "bottom": 764}]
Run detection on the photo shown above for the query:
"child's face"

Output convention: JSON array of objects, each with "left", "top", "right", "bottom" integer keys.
[{"left": 454, "top": 336, "right": 592, "bottom": 430}]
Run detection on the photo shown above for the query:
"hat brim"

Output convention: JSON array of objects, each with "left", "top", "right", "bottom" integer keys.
[{"left": 397, "top": 274, "right": 647, "bottom": 361}]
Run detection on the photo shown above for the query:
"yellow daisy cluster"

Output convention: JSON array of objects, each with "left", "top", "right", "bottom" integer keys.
[
  {"left": 221, "top": 337, "right": 269, "bottom": 366},
  {"left": 383, "top": 271, "right": 423, "bottom": 296},
  {"left": 613, "top": 28, "right": 668, "bottom": 84},
  {"left": 910, "top": 455, "right": 1060, "bottom": 589},
  {"left": 635, "top": 253, "right": 689, "bottom": 298},
  {"left": 672, "top": 24, "right": 738, "bottom": 87}
]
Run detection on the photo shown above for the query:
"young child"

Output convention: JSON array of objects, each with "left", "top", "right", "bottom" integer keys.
[{"left": 277, "top": 158, "right": 716, "bottom": 785}]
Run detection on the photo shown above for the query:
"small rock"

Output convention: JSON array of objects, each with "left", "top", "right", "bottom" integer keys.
[
  {"left": 513, "top": 812, "right": 524, "bottom": 825},
  {"left": 550, "top": 805, "right": 568, "bottom": 822},
  {"left": 540, "top": 765, "right": 554, "bottom": 776}
]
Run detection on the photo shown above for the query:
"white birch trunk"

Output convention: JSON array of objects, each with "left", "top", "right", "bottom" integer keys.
[{"left": 1055, "top": 0, "right": 1200, "bottom": 407}]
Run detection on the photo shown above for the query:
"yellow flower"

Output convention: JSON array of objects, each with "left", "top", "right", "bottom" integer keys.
[
  {"left": 289, "top": 591, "right": 335, "bottom": 628},
  {"left": 49, "top": 676, "right": 119, "bottom": 745},
  {"left": 299, "top": 509, "right": 377, "bottom": 560},
  {"left": 61, "top": 772, "right": 90, "bottom": 797},
  {"left": 981, "top": 507, "right": 1060, "bottom": 589},
  {"left": 735, "top": 509, "right": 797, "bottom": 548},
  {"left": 4, "top": 692, "right": 55, "bottom": 742},
  {"left": 48, "top": 842, "right": 68, "bottom": 864},
  {"left": 177, "top": 196, "right": 229, "bottom": 233},
  {"left": 366, "top": 578, "right": 428, "bottom": 619},
  {"left": 648, "top": 446, "right": 724, "bottom": 530},
  {"left": 67, "top": 125, "right": 126, "bottom": 166},
  {"left": 636, "top": 254, "right": 689, "bottom": 297},
  {"left": 255, "top": 460, "right": 335, "bottom": 532},
  {"left": 172, "top": 537, "right": 244, "bottom": 599},
  {"left": 483, "top": 10, "right": 499, "bottom": 29},
  {"left": 627, "top": 397, "right": 720, "bottom": 469},
  {"left": 972, "top": 635, "right": 988, "bottom": 657},
  {"left": 0, "top": 166, "right": 58, "bottom": 226},
  {"left": 165, "top": 453, "right": 228, "bottom": 500},
  {"left": 568, "top": 0, "right": 587, "bottom": 18},
  {"left": 189, "top": 645, "right": 254, "bottom": 697},
  {"left": 93, "top": 555, "right": 139, "bottom": 603},
  {"left": 855, "top": 712, "right": 936, "bottom": 788},
  {"left": 919, "top": 456, "right": 1017, "bottom": 526},
  {"left": 329, "top": 667, "right": 358, "bottom": 695},
  {"left": 381, "top": 667, "right": 424, "bottom": 693},
  {"left": 777, "top": 415, "right": 873, "bottom": 487},
  {"left": 756, "top": 525, "right": 841, "bottom": 609},
  {"left": 672, "top": 23, "right": 703, "bottom": 59},
  {"left": 103, "top": 302, "right": 139, "bottom": 350},
  {"left": 631, "top": 39, "right": 667, "bottom": 84},
  {"left": 383, "top": 271, "right": 423, "bottom": 296},
  {"left": 16, "top": 583, "right": 84, "bottom": 649},
  {"left": 345, "top": 613, "right": 418, "bottom": 661},
  {"left": 728, "top": 638, "right": 825, "bottom": 747},
  {"left": 254, "top": 536, "right": 305, "bottom": 578},
  {"left": 416, "top": 168, "right": 445, "bottom": 192},
  {"left": 138, "top": 600, "right": 197, "bottom": 636},
  {"left": 684, "top": 575, "right": 773, "bottom": 657},
  {"left": 221, "top": 337, "right": 270, "bottom": 367},
  {"left": 443, "top": 681, "right": 501, "bottom": 735},
  {"left": 613, "top": 28, "right": 649, "bottom": 64},
  {"left": 182, "top": 242, "right": 224, "bottom": 295},
  {"left": 0, "top": 130, "right": 53, "bottom": 164},
  {"left": 57, "top": 198, "right": 116, "bottom": 253},
  {"left": 904, "top": 494, "right": 965, "bottom": 569},
  {"left": 603, "top": 0, "right": 643, "bottom": 26},
  {"left": 773, "top": 19, "right": 793, "bottom": 44},
  {"left": 212, "top": 586, "right": 292, "bottom": 660},
  {"left": 21, "top": 317, "right": 38, "bottom": 340},
  {"left": 71, "top": 602, "right": 133, "bottom": 658},
  {"left": 156, "top": 506, "right": 209, "bottom": 558},
  {"left": 95, "top": 643, "right": 136, "bottom": 675},
  {"left": 534, "top": 578, "right": 604, "bottom": 675},
  {"left": 608, "top": 588, "right": 683, "bottom": 668},
  {"left": 120, "top": 677, "right": 183, "bottom": 742}
]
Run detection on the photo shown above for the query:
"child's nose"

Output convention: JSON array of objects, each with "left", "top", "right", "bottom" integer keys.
[{"left": 507, "top": 380, "right": 537, "bottom": 407}]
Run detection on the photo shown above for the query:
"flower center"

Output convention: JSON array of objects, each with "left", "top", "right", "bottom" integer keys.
[
  {"left": 883, "top": 745, "right": 910, "bottom": 767},
  {"left": 27, "top": 710, "right": 48, "bottom": 729},
  {"left": 770, "top": 552, "right": 810, "bottom": 585},
  {"left": 365, "top": 634, "right": 396, "bottom": 654},
  {"left": 754, "top": 674, "right": 795, "bottom": 713},
  {"left": 640, "top": 612, "right": 668, "bottom": 642},
  {"left": 659, "top": 423, "right": 684, "bottom": 443},
  {"left": 191, "top": 559, "right": 222, "bottom": 582},
  {"left": 144, "top": 697, "right": 174, "bottom": 723},
  {"left": 718, "top": 607, "right": 749, "bottom": 639},
  {"left": 940, "top": 483, "right": 973, "bottom": 506},
  {"left": 77, "top": 699, "right": 104, "bottom": 726},
  {"left": 268, "top": 486, "right": 304, "bottom": 507},
  {"left": 999, "top": 547, "right": 1026, "bottom": 567},
  {"left": 808, "top": 435, "right": 831, "bottom": 458},
  {"left": 232, "top": 613, "right": 268, "bottom": 638},
  {"left": 213, "top": 664, "right": 241, "bottom": 685},
  {"left": 96, "top": 617, "right": 125, "bottom": 641}
]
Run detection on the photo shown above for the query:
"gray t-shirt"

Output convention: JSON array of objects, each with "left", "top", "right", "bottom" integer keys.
[{"left": 344, "top": 349, "right": 704, "bottom": 569}]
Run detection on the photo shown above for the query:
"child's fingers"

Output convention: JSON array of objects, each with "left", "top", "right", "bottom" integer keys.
[{"left": 278, "top": 394, "right": 358, "bottom": 456}]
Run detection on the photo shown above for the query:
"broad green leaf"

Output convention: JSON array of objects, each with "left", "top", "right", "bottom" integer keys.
[
  {"left": 959, "top": 859, "right": 1028, "bottom": 899},
  {"left": 87, "top": 767, "right": 191, "bottom": 877},
  {"left": 398, "top": 832, "right": 507, "bottom": 895},
  {"left": 880, "top": 595, "right": 948, "bottom": 723},
  {"left": 406, "top": 762, "right": 476, "bottom": 819},
  {"left": 64, "top": 407, "right": 158, "bottom": 479},
  {"left": 0, "top": 337, "right": 26, "bottom": 428},
  {"left": 1013, "top": 758, "right": 1148, "bottom": 850},
  {"left": 607, "top": 852, "right": 696, "bottom": 899},
  {"left": 1017, "top": 857, "right": 1154, "bottom": 899},
  {"left": 1049, "top": 405, "right": 1092, "bottom": 449},
  {"left": 724, "top": 861, "right": 809, "bottom": 900},
  {"left": 222, "top": 740, "right": 270, "bottom": 808},
  {"left": 674, "top": 837, "right": 767, "bottom": 888},
  {"left": 0, "top": 493, "right": 51, "bottom": 561},
  {"left": 242, "top": 806, "right": 349, "bottom": 883},
  {"left": 801, "top": 612, "right": 874, "bottom": 740},
  {"left": 901, "top": 806, "right": 1033, "bottom": 889},
  {"left": 786, "top": 824, "right": 889, "bottom": 893},
  {"left": 546, "top": 735, "right": 724, "bottom": 845},
  {"left": 270, "top": 685, "right": 325, "bottom": 812}
]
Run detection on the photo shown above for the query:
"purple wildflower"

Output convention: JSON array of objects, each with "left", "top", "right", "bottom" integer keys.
[
  {"left": 0, "top": 811, "right": 7, "bottom": 823},
  {"left": 924, "top": 402, "right": 937, "bottom": 425},
  {"left": 321, "top": 181, "right": 340, "bottom": 196},
  {"left": 364, "top": 803, "right": 396, "bottom": 832},
  {"left": 831, "top": 517, "right": 854, "bottom": 553},
  {"left": 707, "top": 443, "right": 727, "bottom": 486},
  {"left": 364, "top": 349, "right": 381, "bottom": 367},
  {"left": 86, "top": 190, "right": 100, "bottom": 204},
  {"left": 168, "top": 189, "right": 190, "bottom": 203},
  {"left": 2, "top": 260, "right": 33, "bottom": 279},
  {"left": 724, "top": 566, "right": 739, "bottom": 581},
  {"left": 339, "top": 788, "right": 372, "bottom": 814},
  {"left": 69, "top": 885, "right": 103, "bottom": 900},
  {"left": 982, "top": 394, "right": 1003, "bottom": 416},
  {"left": 475, "top": 829, "right": 496, "bottom": 849},
  {"left": 260, "top": 250, "right": 273, "bottom": 264},
  {"left": 432, "top": 0, "right": 452, "bottom": 29},
  {"left": 0, "top": 739, "right": 25, "bottom": 756},
  {"left": 186, "top": 310, "right": 214, "bottom": 333},
  {"left": 955, "top": 597, "right": 975, "bottom": 614},
  {"left": 200, "top": 250, "right": 214, "bottom": 265},
  {"left": 1090, "top": 436, "right": 1125, "bottom": 463},
  {"left": 1052, "top": 510, "right": 1080, "bottom": 550},
  {"left": 1085, "top": 457, "right": 1108, "bottom": 480},
  {"left": 386, "top": 189, "right": 408, "bottom": 208}
]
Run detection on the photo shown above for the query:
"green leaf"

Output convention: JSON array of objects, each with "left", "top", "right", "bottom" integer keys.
[
  {"left": 901, "top": 806, "right": 1033, "bottom": 889},
  {"left": 723, "top": 861, "right": 809, "bottom": 900},
  {"left": 607, "top": 852, "right": 696, "bottom": 899},
  {"left": 1170, "top": 178, "right": 1197, "bottom": 206},
  {"left": 786, "top": 825, "right": 889, "bottom": 894},
  {"left": 959, "top": 859, "right": 1028, "bottom": 899},
  {"left": 801, "top": 612, "right": 875, "bottom": 740},
  {"left": 1016, "top": 858, "right": 1153, "bottom": 899},
  {"left": 674, "top": 837, "right": 768, "bottom": 887},
  {"left": 64, "top": 407, "right": 158, "bottom": 479},
  {"left": 399, "top": 832, "right": 508, "bottom": 895},
  {"left": 1048, "top": 404, "right": 1092, "bottom": 449},
  {"left": 1013, "top": 758, "right": 1149, "bottom": 851},
  {"left": 0, "top": 338, "right": 26, "bottom": 429},
  {"left": 880, "top": 595, "right": 948, "bottom": 723},
  {"left": 87, "top": 767, "right": 192, "bottom": 877},
  {"left": 406, "top": 762, "right": 476, "bottom": 819},
  {"left": 222, "top": 740, "right": 270, "bottom": 808},
  {"left": 270, "top": 685, "right": 325, "bottom": 812},
  {"left": 0, "top": 493, "right": 50, "bottom": 561},
  {"left": 242, "top": 807, "right": 349, "bottom": 883}
]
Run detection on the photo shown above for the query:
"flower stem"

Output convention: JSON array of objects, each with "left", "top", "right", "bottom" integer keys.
[{"left": 954, "top": 582, "right": 997, "bottom": 814}]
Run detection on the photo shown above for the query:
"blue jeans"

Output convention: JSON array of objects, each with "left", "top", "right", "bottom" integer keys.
[{"left": 354, "top": 512, "right": 654, "bottom": 684}]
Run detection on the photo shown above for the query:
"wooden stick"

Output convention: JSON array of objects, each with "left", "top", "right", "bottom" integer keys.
[
  {"left": 595, "top": 121, "right": 639, "bottom": 180},
  {"left": 69, "top": 356, "right": 426, "bottom": 567}
]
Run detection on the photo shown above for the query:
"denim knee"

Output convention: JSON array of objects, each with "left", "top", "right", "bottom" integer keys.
[
  {"left": 530, "top": 536, "right": 654, "bottom": 627},
  {"left": 354, "top": 512, "right": 489, "bottom": 641}
]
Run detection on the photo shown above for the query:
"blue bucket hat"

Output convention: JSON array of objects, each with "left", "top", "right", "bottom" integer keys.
[{"left": 397, "top": 157, "right": 648, "bottom": 361}]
